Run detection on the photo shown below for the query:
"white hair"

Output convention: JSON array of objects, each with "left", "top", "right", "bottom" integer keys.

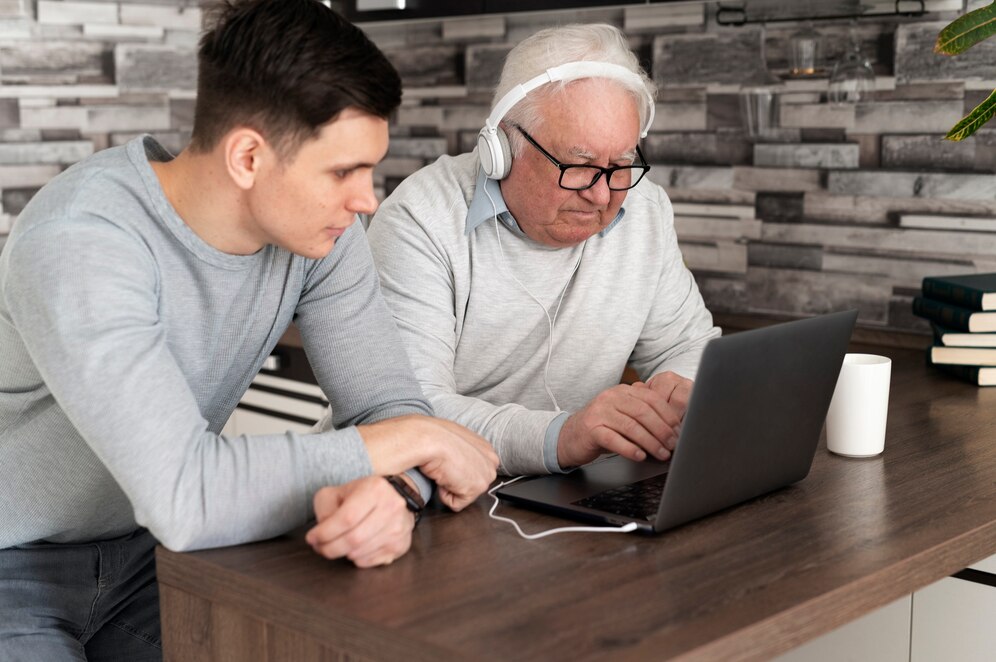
[{"left": 493, "top": 23, "right": 657, "bottom": 157}]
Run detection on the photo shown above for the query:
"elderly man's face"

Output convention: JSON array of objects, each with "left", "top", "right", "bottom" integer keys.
[{"left": 500, "top": 78, "right": 642, "bottom": 248}]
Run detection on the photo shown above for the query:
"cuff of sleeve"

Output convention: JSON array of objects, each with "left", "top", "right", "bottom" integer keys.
[
  {"left": 301, "top": 426, "right": 375, "bottom": 498},
  {"left": 403, "top": 468, "right": 434, "bottom": 503},
  {"left": 542, "top": 412, "right": 571, "bottom": 474}
]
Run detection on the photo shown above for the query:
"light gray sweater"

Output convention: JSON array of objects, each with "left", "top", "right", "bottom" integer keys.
[
  {"left": 367, "top": 152, "right": 719, "bottom": 476},
  {"left": 0, "top": 136, "right": 431, "bottom": 550}
]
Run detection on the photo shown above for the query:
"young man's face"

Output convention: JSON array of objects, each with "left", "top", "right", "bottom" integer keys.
[{"left": 248, "top": 108, "right": 388, "bottom": 259}]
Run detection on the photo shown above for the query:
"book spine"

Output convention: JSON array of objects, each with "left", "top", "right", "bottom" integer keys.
[
  {"left": 922, "top": 277, "right": 985, "bottom": 310},
  {"left": 930, "top": 362, "right": 983, "bottom": 385},
  {"left": 912, "top": 296, "right": 974, "bottom": 332}
]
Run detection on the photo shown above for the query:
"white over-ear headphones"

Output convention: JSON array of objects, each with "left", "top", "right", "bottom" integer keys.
[{"left": 477, "top": 61, "right": 656, "bottom": 181}]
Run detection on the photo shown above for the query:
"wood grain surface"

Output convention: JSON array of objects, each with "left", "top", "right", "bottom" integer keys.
[{"left": 158, "top": 345, "right": 996, "bottom": 661}]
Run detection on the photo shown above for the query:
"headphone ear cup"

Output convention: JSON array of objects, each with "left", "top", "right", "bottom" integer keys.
[{"left": 478, "top": 126, "right": 512, "bottom": 180}]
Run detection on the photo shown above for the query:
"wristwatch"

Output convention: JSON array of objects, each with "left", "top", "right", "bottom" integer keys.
[{"left": 384, "top": 475, "right": 425, "bottom": 525}]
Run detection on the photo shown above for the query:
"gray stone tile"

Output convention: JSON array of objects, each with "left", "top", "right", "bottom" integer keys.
[
  {"left": 0, "top": 0, "right": 27, "bottom": 18},
  {"left": 653, "top": 29, "right": 768, "bottom": 87},
  {"left": 464, "top": 44, "right": 511, "bottom": 94},
  {"left": 895, "top": 21, "right": 996, "bottom": 83},
  {"left": 652, "top": 102, "right": 707, "bottom": 132},
  {"left": 442, "top": 16, "right": 504, "bottom": 41},
  {"left": 675, "top": 216, "right": 761, "bottom": 241},
  {"left": 86, "top": 104, "right": 170, "bottom": 132},
  {"left": 0, "top": 40, "right": 105, "bottom": 77},
  {"left": 114, "top": 45, "right": 196, "bottom": 92},
  {"left": 0, "top": 140, "right": 93, "bottom": 165},
  {"left": 762, "top": 221, "right": 996, "bottom": 257},
  {"left": 745, "top": 266, "right": 891, "bottom": 323},
  {"left": 387, "top": 137, "right": 447, "bottom": 159},
  {"left": 870, "top": 82, "right": 964, "bottom": 101},
  {"left": 881, "top": 134, "right": 982, "bottom": 172},
  {"left": 383, "top": 44, "right": 460, "bottom": 87},
  {"left": 779, "top": 102, "right": 854, "bottom": 130},
  {"left": 1, "top": 187, "right": 36, "bottom": 215},
  {"left": 0, "top": 98, "right": 18, "bottom": 128},
  {"left": 754, "top": 143, "right": 859, "bottom": 169},
  {"left": 679, "top": 240, "right": 747, "bottom": 274},
  {"left": 756, "top": 192, "right": 804, "bottom": 223},
  {"left": 37, "top": 1, "right": 118, "bottom": 25},
  {"left": 804, "top": 190, "right": 996, "bottom": 224},
  {"left": 853, "top": 100, "right": 964, "bottom": 134},
  {"left": 0, "top": 164, "right": 60, "bottom": 188},
  {"left": 19, "top": 105, "right": 87, "bottom": 129},
  {"left": 646, "top": 164, "right": 733, "bottom": 190},
  {"left": 644, "top": 131, "right": 750, "bottom": 166},
  {"left": 705, "top": 94, "right": 741, "bottom": 130},
  {"left": 119, "top": 3, "right": 201, "bottom": 31},
  {"left": 747, "top": 242, "right": 823, "bottom": 270},
  {"left": 822, "top": 249, "right": 975, "bottom": 289},
  {"left": 693, "top": 273, "right": 747, "bottom": 314},
  {"left": 829, "top": 170, "right": 996, "bottom": 200},
  {"left": 733, "top": 166, "right": 823, "bottom": 192}
]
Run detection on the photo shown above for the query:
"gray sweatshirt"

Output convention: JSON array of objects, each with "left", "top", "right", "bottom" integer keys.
[
  {"left": 367, "top": 152, "right": 719, "bottom": 476},
  {"left": 0, "top": 136, "right": 431, "bottom": 551}
]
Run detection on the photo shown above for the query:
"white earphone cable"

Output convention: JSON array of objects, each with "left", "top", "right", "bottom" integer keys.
[
  {"left": 488, "top": 476, "right": 638, "bottom": 539},
  {"left": 484, "top": 176, "right": 585, "bottom": 412}
]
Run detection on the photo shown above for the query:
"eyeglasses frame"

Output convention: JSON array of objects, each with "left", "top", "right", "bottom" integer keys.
[{"left": 512, "top": 124, "right": 651, "bottom": 192}]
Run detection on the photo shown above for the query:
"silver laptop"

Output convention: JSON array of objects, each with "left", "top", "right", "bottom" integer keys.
[{"left": 495, "top": 310, "right": 858, "bottom": 534}]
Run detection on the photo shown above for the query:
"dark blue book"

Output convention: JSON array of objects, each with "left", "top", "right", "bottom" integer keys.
[
  {"left": 930, "top": 362, "right": 996, "bottom": 386},
  {"left": 922, "top": 273, "right": 996, "bottom": 311},
  {"left": 913, "top": 296, "right": 996, "bottom": 333}
]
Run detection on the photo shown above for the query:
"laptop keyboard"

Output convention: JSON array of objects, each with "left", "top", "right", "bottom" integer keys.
[{"left": 572, "top": 472, "right": 669, "bottom": 522}]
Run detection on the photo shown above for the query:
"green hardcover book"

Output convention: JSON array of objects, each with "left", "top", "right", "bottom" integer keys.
[
  {"left": 912, "top": 296, "right": 996, "bottom": 332},
  {"left": 921, "top": 273, "right": 996, "bottom": 311}
]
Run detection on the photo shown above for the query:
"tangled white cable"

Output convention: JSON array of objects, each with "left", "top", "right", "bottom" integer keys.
[{"left": 487, "top": 476, "right": 638, "bottom": 539}]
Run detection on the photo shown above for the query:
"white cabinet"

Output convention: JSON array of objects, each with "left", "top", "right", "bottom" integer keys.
[
  {"left": 774, "top": 552, "right": 996, "bottom": 662},
  {"left": 910, "top": 553, "right": 996, "bottom": 662},
  {"left": 221, "top": 373, "right": 328, "bottom": 437},
  {"left": 773, "top": 595, "right": 911, "bottom": 662}
]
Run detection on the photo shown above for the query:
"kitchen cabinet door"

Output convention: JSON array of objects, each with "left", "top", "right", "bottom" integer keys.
[{"left": 772, "top": 595, "right": 911, "bottom": 662}]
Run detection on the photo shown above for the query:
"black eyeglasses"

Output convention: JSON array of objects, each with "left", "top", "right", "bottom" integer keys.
[{"left": 513, "top": 125, "right": 650, "bottom": 192}]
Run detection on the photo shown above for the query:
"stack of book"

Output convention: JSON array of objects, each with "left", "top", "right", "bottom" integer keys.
[{"left": 912, "top": 273, "right": 996, "bottom": 386}]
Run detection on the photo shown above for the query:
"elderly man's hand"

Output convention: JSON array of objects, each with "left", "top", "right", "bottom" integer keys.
[
  {"left": 646, "top": 371, "right": 693, "bottom": 416},
  {"left": 557, "top": 376, "right": 693, "bottom": 469},
  {"left": 306, "top": 475, "right": 415, "bottom": 568}
]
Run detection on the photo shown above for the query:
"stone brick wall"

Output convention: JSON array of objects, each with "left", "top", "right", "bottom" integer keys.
[
  {"left": 0, "top": 0, "right": 199, "bottom": 252},
  {"left": 2, "top": 0, "right": 994, "bottom": 335}
]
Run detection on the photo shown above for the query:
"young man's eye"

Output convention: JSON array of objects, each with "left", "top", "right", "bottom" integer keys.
[{"left": 333, "top": 169, "right": 352, "bottom": 179}]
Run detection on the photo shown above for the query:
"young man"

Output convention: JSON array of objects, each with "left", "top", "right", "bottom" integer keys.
[
  {"left": 0, "top": 0, "right": 497, "bottom": 658},
  {"left": 367, "top": 24, "right": 719, "bottom": 476}
]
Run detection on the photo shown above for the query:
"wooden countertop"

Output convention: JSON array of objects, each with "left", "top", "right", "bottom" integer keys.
[{"left": 158, "top": 344, "right": 996, "bottom": 661}]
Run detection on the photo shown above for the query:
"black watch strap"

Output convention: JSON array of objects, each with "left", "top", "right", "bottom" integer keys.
[{"left": 384, "top": 475, "right": 425, "bottom": 524}]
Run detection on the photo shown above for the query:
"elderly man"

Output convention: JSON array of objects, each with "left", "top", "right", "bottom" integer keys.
[{"left": 367, "top": 23, "right": 719, "bottom": 476}]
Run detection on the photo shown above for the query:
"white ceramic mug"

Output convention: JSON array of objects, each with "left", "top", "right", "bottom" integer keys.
[{"left": 826, "top": 353, "right": 891, "bottom": 457}]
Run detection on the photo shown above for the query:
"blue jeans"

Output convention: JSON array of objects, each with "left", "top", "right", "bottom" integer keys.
[{"left": 0, "top": 529, "right": 161, "bottom": 661}]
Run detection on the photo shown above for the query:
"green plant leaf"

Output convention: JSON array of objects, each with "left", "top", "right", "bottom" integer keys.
[
  {"left": 935, "top": 1, "right": 996, "bottom": 55},
  {"left": 945, "top": 88, "right": 996, "bottom": 141}
]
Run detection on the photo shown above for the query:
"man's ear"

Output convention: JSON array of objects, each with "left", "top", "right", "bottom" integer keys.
[{"left": 224, "top": 128, "right": 270, "bottom": 191}]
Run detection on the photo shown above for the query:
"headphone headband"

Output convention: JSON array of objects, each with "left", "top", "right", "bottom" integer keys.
[
  {"left": 477, "top": 60, "right": 655, "bottom": 181},
  {"left": 482, "top": 61, "right": 656, "bottom": 140}
]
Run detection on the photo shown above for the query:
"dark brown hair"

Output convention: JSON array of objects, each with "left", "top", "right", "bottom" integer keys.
[{"left": 191, "top": 0, "right": 401, "bottom": 156}]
